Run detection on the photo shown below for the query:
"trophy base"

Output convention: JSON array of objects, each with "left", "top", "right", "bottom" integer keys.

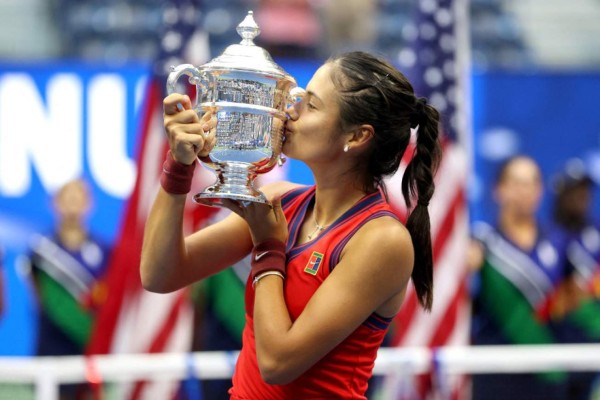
[
  {"left": 193, "top": 162, "right": 269, "bottom": 207},
  {"left": 193, "top": 189, "right": 269, "bottom": 207}
]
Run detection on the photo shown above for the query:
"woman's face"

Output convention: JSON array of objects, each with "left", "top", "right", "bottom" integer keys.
[
  {"left": 283, "top": 63, "right": 348, "bottom": 164},
  {"left": 54, "top": 180, "right": 90, "bottom": 222},
  {"left": 495, "top": 157, "right": 543, "bottom": 218}
]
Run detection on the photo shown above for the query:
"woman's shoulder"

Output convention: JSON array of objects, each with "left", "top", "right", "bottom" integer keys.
[
  {"left": 341, "top": 214, "right": 414, "bottom": 288},
  {"left": 352, "top": 215, "right": 413, "bottom": 257},
  {"left": 260, "top": 181, "right": 308, "bottom": 201}
]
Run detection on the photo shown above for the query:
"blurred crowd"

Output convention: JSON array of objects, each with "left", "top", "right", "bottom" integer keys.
[
  {"left": 468, "top": 156, "right": 600, "bottom": 400},
  {"left": 2, "top": 0, "right": 532, "bottom": 68}
]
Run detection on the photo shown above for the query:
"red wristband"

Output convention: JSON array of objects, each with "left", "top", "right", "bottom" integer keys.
[
  {"left": 250, "top": 239, "right": 286, "bottom": 280},
  {"left": 160, "top": 151, "right": 196, "bottom": 195}
]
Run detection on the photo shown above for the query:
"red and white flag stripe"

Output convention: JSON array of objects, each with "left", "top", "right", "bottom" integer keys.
[{"left": 87, "top": 80, "right": 216, "bottom": 399}]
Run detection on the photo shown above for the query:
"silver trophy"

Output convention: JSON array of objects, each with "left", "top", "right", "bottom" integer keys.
[{"left": 166, "top": 11, "right": 304, "bottom": 206}]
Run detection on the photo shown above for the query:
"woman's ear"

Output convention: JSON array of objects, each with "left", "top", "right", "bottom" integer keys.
[{"left": 347, "top": 124, "right": 374, "bottom": 150}]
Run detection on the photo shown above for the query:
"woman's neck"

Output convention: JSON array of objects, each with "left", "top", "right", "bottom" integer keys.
[
  {"left": 498, "top": 212, "right": 537, "bottom": 251},
  {"left": 311, "top": 170, "right": 373, "bottom": 228},
  {"left": 57, "top": 221, "right": 87, "bottom": 251}
]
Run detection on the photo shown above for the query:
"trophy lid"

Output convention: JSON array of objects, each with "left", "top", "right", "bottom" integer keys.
[{"left": 201, "top": 11, "right": 295, "bottom": 82}]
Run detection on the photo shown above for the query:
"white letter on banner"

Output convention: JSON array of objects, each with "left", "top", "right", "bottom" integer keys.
[
  {"left": 0, "top": 73, "right": 82, "bottom": 196},
  {"left": 87, "top": 74, "right": 135, "bottom": 198}
]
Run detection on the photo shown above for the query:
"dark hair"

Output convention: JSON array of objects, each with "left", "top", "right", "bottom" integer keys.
[
  {"left": 328, "top": 51, "right": 442, "bottom": 311},
  {"left": 552, "top": 179, "right": 592, "bottom": 231}
]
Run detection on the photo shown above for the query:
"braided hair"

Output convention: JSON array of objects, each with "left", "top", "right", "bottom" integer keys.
[{"left": 328, "top": 51, "right": 442, "bottom": 311}]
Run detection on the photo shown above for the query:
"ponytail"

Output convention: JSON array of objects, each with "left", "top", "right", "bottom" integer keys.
[
  {"left": 326, "top": 52, "right": 443, "bottom": 311},
  {"left": 401, "top": 98, "right": 442, "bottom": 311}
]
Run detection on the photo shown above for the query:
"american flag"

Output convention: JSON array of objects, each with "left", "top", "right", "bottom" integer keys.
[
  {"left": 380, "top": 0, "right": 472, "bottom": 399},
  {"left": 86, "top": 1, "right": 217, "bottom": 398}
]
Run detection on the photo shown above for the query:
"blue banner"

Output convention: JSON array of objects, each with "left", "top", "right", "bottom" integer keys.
[{"left": 0, "top": 62, "right": 149, "bottom": 354}]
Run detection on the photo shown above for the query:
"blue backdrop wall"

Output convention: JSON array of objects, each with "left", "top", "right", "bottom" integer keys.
[{"left": 471, "top": 70, "right": 600, "bottom": 225}]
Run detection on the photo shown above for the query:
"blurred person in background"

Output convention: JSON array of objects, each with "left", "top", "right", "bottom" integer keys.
[
  {"left": 255, "top": 0, "right": 321, "bottom": 58},
  {"left": 468, "top": 155, "right": 570, "bottom": 400},
  {"left": 551, "top": 158, "right": 600, "bottom": 299},
  {"left": 28, "top": 178, "right": 110, "bottom": 399},
  {"left": 549, "top": 158, "right": 600, "bottom": 400},
  {"left": 316, "top": 0, "right": 377, "bottom": 57}
]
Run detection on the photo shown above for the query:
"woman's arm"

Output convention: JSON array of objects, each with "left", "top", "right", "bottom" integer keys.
[
  {"left": 141, "top": 93, "right": 254, "bottom": 293},
  {"left": 253, "top": 217, "right": 413, "bottom": 384},
  {"left": 140, "top": 188, "right": 254, "bottom": 293},
  {"left": 141, "top": 166, "right": 299, "bottom": 293}
]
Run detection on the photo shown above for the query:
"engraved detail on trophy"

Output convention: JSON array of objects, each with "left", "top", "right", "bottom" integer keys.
[{"left": 166, "top": 11, "right": 305, "bottom": 207}]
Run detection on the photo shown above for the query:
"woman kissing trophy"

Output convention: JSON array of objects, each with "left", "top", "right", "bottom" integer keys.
[{"left": 166, "top": 11, "right": 304, "bottom": 207}]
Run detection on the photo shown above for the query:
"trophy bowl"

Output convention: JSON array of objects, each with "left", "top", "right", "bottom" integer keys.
[{"left": 166, "top": 11, "right": 304, "bottom": 207}]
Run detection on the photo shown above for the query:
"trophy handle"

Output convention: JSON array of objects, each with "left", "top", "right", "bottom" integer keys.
[{"left": 166, "top": 64, "right": 204, "bottom": 115}]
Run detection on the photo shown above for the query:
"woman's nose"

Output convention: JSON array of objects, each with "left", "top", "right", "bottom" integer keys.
[{"left": 286, "top": 104, "right": 299, "bottom": 121}]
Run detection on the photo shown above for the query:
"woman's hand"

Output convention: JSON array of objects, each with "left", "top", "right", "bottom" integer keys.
[
  {"left": 163, "top": 93, "right": 217, "bottom": 165},
  {"left": 222, "top": 197, "right": 288, "bottom": 245}
]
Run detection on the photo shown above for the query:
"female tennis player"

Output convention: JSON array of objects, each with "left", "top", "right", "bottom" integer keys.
[{"left": 141, "top": 51, "right": 442, "bottom": 399}]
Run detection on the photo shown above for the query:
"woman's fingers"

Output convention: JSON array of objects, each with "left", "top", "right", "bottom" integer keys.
[
  {"left": 195, "top": 111, "right": 217, "bottom": 158},
  {"left": 199, "top": 126, "right": 217, "bottom": 157},
  {"left": 164, "top": 93, "right": 193, "bottom": 115},
  {"left": 271, "top": 197, "right": 285, "bottom": 223},
  {"left": 200, "top": 111, "right": 217, "bottom": 135},
  {"left": 200, "top": 110, "right": 213, "bottom": 124},
  {"left": 167, "top": 121, "right": 207, "bottom": 164},
  {"left": 163, "top": 94, "right": 215, "bottom": 164},
  {"left": 173, "top": 132, "right": 204, "bottom": 152},
  {"left": 175, "top": 109, "right": 201, "bottom": 124},
  {"left": 221, "top": 198, "right": 288, "bottom": 244},
  {"left": 221, "top": 199, "right": 246, "bottom": 218}
]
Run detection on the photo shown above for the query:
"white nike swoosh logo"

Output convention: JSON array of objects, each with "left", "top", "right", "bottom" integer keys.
[{"left": 255, "top": 251, "right": 270, "bottom": 261}]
